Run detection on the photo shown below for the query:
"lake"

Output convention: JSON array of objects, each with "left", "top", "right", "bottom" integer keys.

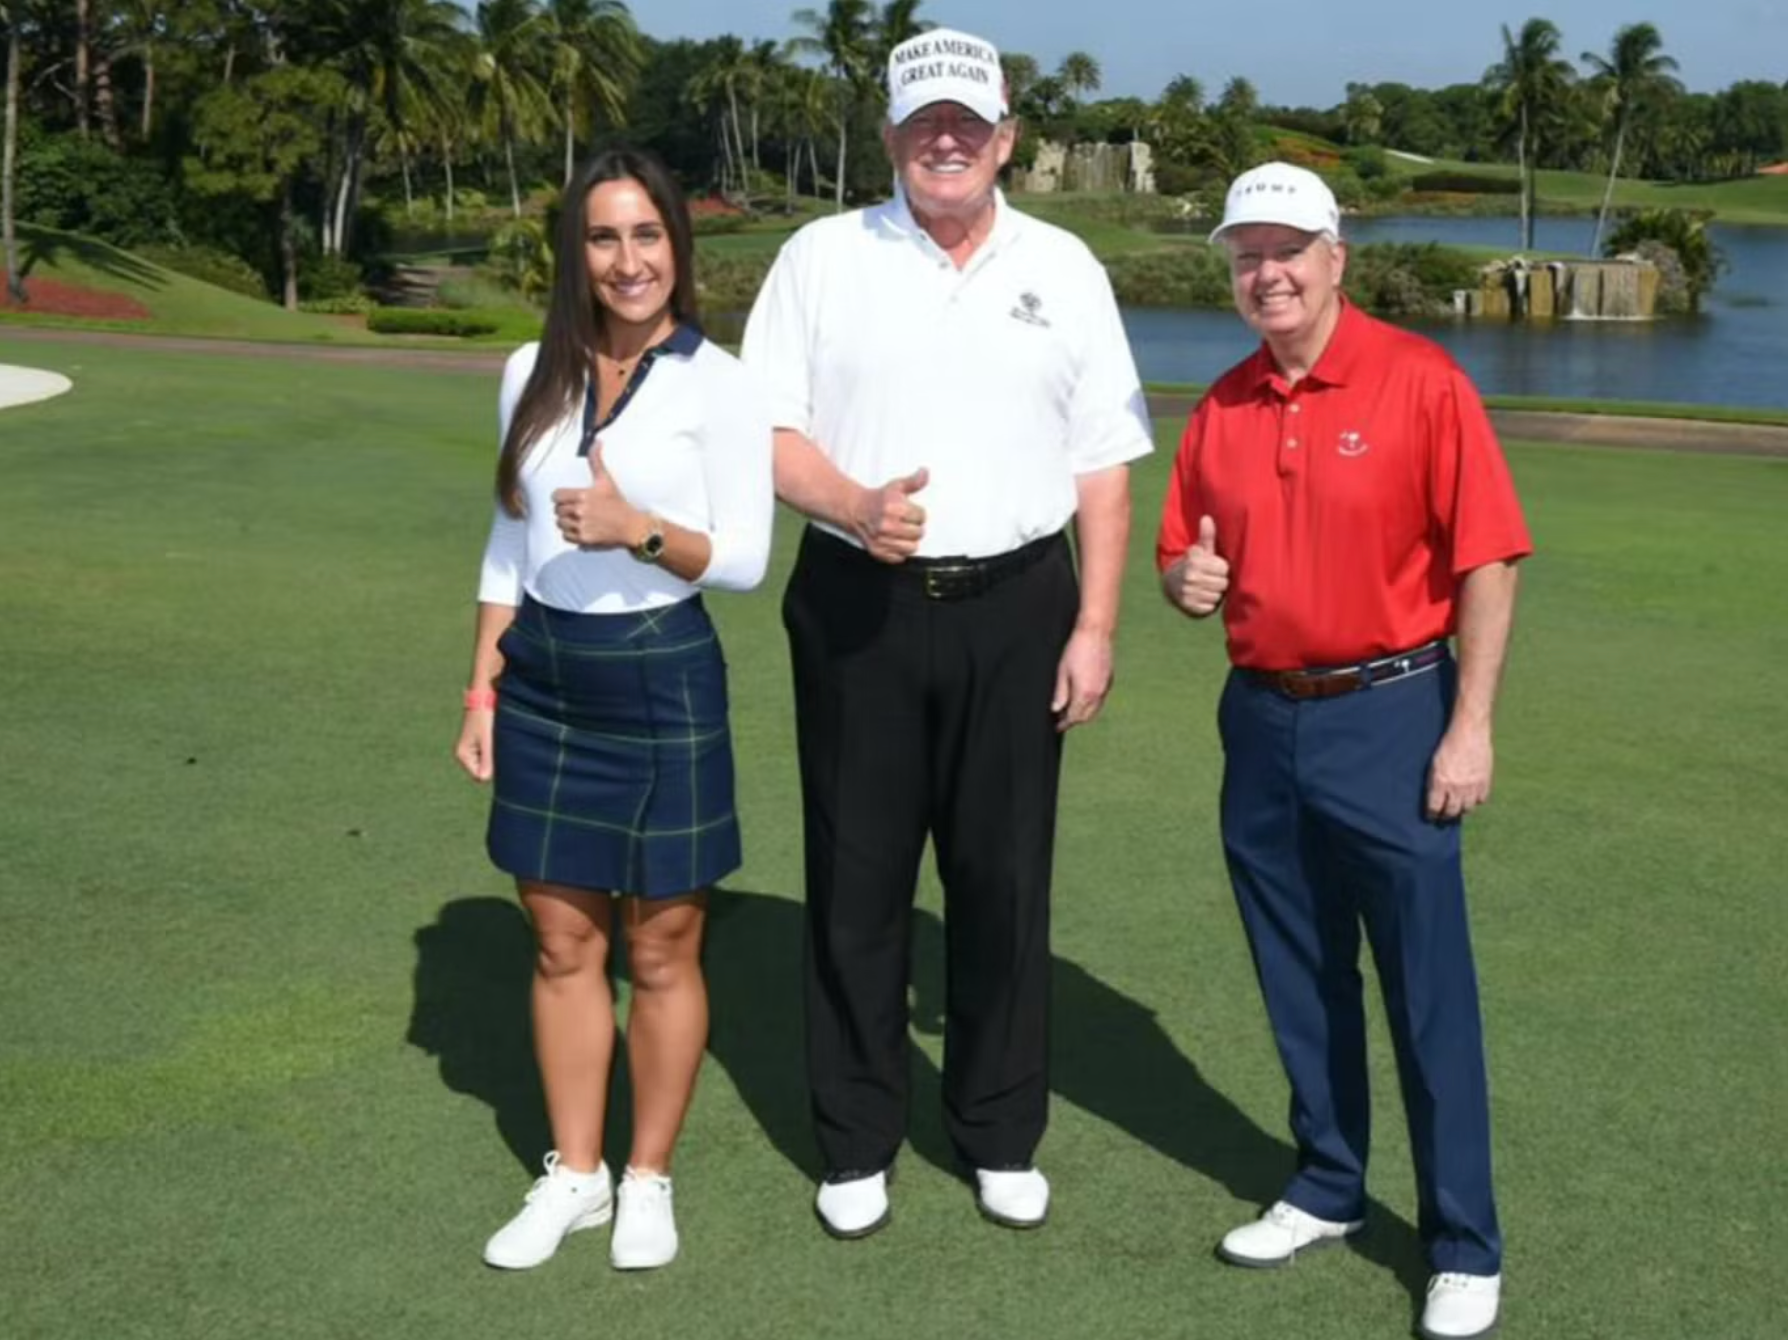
[{"left": 1122, "top": 216, "right": 1788, "bottom": 410}]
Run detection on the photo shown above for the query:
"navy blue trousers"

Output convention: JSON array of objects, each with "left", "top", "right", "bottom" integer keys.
[{"left": 1218, "top": 657, "right": 1502, "bottom": 1275}]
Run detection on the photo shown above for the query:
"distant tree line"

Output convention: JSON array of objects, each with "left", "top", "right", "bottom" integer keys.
[{"left": 2, "top": 3, "right": 1783, "bottom": 304}]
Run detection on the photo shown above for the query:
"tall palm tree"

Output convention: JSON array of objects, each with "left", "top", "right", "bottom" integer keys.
[
  {"left": 472, "top": 0, "right": 554, "bottom": 216},
  {"left": 1486, "top": 18, "right": 1575, "bottom": 250},
  {"left": 545, "top": 0, "right": 639, "bottom": 187},
  {"left": 109, "top": 0, "right": 168, "bottom": 140},
  {"left": 687, "top": 40, "right": 749, "bottom": 196},
  {"left": 869, "top": 0, "right": 927, "bottom": 75},
  {"left": 306, "top": 0, "right": 466, "bottom": 253},
  {"left": 2, "top": 0, "right": 24, "bottom": 303},
  {"left": 1160, "top": 74, "right": 1203, "bottom": 113},
  {"left": 787, "top": 0, "right": 872, "bottom": 211},
  {"left": 1000, "top": 51, "right": 1039, "bottom": 110},
  {"left": 741, "top": 38, "right": 783, "bottom": 172},
  {"left": 420, "top": 26, "right": 479, "bottom": 223},
  {"left": 1058, "top": 51, "right": 1101, "bottom": 101},
  {"left": 1581, "top": 22, "right": 1679, "bottom": 254}
]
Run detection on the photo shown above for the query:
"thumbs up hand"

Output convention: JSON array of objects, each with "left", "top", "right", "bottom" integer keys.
[
  {"left": 552, "top": 441, "right": 638, "bottom": 548},
  {"left": 1164, "top": 514, "right": 1230, "bottom": 617},
  {"left": 850, "top": 466, "right": 930, "bottom": 564}
]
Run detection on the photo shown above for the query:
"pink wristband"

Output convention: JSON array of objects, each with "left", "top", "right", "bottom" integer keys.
[{"left": 463, "top": 688, "right": 498, "bottom": 711}]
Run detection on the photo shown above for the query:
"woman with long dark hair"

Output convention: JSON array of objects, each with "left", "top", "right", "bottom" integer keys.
[{"left": 454, "top": 147, "right": 773, "bottom": 1273}]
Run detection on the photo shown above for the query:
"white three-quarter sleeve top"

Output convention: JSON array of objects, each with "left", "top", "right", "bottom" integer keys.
[{"left": 478, "top": 326, "right": 776, "bottom": 614}]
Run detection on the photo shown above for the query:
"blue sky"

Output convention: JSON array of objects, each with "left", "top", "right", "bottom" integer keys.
[{"left": 616, "top": 1, "right": 1784, "bottom": 107}]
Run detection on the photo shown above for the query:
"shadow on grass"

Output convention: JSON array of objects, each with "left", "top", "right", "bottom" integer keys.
[
  {"left": 404, "top": 895, "right": 635, "bottom": 1176},
  {"left": 408, "top": 888, "right": 1425, "bottom": 1299},
  {"left": 19, "top": 225, "right": 168, "bottom": 290}
]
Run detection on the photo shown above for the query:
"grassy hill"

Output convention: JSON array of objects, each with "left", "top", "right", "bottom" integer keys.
[{"left": 1, "top": 226, "right": 395, "bottom": 342}]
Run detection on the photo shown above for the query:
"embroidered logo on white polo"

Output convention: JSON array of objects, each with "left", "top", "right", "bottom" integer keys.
[{"left": 1009, "top": 291, "right": 1051, "bottom": 327}]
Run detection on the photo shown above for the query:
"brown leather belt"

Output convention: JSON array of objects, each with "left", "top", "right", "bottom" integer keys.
[{"left": 1243, "top": 642, "right": 1448, "bottom": 700}]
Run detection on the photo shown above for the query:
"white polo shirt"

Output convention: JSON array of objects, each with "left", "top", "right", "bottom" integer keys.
[
  {"left": 741, "top": 189, "right": 1153, "bottom": 559},
  {"left": 478, "top": 330, "right": 775, "bottom": 614}
]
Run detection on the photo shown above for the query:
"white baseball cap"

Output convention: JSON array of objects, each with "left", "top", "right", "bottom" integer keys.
[
  {"left": 1209, "top": 162, "right": 1341, "bottom": 243},
  {"left": 887, "top": 28, "right": 1008, "bottom": 126}
]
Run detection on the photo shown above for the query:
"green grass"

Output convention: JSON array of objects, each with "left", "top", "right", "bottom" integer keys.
[
  {"left": 1402, "top": 158, "right": 1788, "bottom": 225},
  {"left": 0, "top": 337, "right": 1781, "bottom": 1338}
]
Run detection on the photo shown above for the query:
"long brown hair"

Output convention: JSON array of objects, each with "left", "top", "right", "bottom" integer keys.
[{"left": 495, "top": 147, "right": 701, "bottom": 516}]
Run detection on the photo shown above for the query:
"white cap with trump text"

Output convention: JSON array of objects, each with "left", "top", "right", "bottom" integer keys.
[
  {"left": 887, "top": 28, "right": 1008, "bottom": 126},
  {"left": 1209, "top": 162, "right": 1342, "bottom": 243}
]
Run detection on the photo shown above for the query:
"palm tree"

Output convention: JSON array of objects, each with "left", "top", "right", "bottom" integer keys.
[
  {"left": 1581, "top": 22, "right": 1679, "bottom": 254},
  {"left": 307, "top": 0, "right": 466, "bottom": 253},
  {"left": 1485, "top": 18, "right": 1575, "bottom": 250},
  {"left": 1160, "top": 74, "right": 1203, "bottom": 113},
  {"left": 472, "top": 0, "right": 554, "bottom": 217},
  {"left": 545, "top": 0, "right": 639, "bottom": 187},
  {"left": 869, "top": 0, "right": 927, "bottom": 75},
  {"left": 1217, "top": 75, "right": 1258, "bottom": 120},
  {"left": 1058, "top": 51, "right": 1100, "bottom": 100},
  {"left": 420, "top": 27, "right": 479, "bottom": 224},
  {"left": 109, "top": 0, "right": 168, "bottom": 140},
  {"left": 2, "top": 1, "right": 24, "bottom": 304},
  {"left": 1000, "top": 51, "right": 1039, "bottom": 110},
  {"left": 787, "top": 0, "right": 872, "bottom": 211},
  {"left": 687, "top": 40, "right": 750, "bottom": 197}
]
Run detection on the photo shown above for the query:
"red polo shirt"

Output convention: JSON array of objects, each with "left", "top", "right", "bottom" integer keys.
[{"left": 1156, "top": 302, "right": 1533, "bottom": 670}]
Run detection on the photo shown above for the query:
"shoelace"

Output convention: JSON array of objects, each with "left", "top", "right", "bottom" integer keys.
[
  {"left": 622, "top": 1173, "right": 673, "bottom": 1201},
  {"left": 525, "top": 1152, "right": 599, "bottom": 1204},
  {"left": 1431, "top": 1272, "right": 1485, "bottom": 1293}
]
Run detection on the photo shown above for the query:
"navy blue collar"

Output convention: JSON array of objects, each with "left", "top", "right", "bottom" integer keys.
[{"left": 580, "top": 321, "right": 705, "bottom": 453}]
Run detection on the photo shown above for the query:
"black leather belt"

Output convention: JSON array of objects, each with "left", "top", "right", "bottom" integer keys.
[
  {"left": 813, "top": 529, "right": 1063, "bottom": 601},
  {"left": 1243, "top": 642, "right": 1448, "bottom": 700}
]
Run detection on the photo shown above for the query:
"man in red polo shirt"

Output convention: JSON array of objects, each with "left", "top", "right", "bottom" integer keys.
[{"left": 1157, "top": 162, "right": 1531, "bottom": 1340}]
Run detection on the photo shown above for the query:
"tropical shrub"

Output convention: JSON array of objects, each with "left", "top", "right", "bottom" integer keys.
[
  {"left": 298, "top": 253, "right": 366, "bottom": 303},
  {"left": 298, "top": 294, "right": 377, "bottom": 315},
  {"left": 1103, "top": 248, "right": 1232, "bottom": 307},
  {"left": 1346, "top": 243, "right": 1481, "bottom": 317},
  {"left": 487, "top": 218, "right": 554, "bottom": 301},
  {"left": 1604, "top": 209, "right": 1726, "bottom": 311},
  {"left": 365, "top": 308, "right": 501, "bottom": 336}
]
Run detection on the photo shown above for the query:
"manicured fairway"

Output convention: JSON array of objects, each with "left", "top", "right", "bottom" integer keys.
[{"left": 1, "top": 338, "right": 1781, "bottom": 1339}]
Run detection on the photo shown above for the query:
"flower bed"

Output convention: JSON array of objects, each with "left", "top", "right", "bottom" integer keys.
[{"left": 1, "top": 276, "right": 152, "bottom": 320}]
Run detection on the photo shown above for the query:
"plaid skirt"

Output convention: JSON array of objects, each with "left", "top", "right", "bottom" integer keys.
[{"left": 487, "top": 595, "right": 741, "bottom": 898}]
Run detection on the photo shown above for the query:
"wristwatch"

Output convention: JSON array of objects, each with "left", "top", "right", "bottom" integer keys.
[{"left": 632, "top": 515, "right": 666, "bottom": 564}]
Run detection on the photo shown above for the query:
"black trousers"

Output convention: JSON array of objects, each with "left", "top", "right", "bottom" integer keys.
[{"left": 783, "top": 527, "right": 1079, "bottom": 1176}]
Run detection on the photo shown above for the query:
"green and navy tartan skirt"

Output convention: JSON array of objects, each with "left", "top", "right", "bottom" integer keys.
[{"left": 488, "top": 594, "right": 741, "bottom": 898}]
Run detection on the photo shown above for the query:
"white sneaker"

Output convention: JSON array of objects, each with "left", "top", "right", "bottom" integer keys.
[
  {"left": 1217, "top": 1200, "right": 1364, "bottom": 1267},
  {"left": 814, "top": 1170, "right": 891, "bottom": 1239},
  {"left": 975, "top": 1167, "right": 1050, "bottom": 1228},
  {"left": 610, "top": 1168, "right": 678, "bottom": 1270},
  {"left": 482, "top": 1152, "right": 613, "bottom": 1269},
  {"left": 1420, "top": 1272, "right": 1502, "bottom": 1339}
]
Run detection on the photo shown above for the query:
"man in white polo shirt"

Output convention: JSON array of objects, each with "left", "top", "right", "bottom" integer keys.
[{"left": 742, "top": 25, "right": 1152, "bottom": 1240}]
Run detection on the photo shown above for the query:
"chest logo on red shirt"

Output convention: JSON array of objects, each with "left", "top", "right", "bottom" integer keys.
[{"left": 1337, "top": 431, "right": 1370, "bottom": 458}]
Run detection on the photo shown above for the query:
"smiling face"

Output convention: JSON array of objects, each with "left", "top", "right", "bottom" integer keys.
[
  {"left": 583, "top": 177, "right": 676, "bottom": 339},
  {"left": 884, "top": 100, "right": 1016, "bottom": 226},
  {"left": 1224, "top": 222, "right": 1347, "bottom": 351}
]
